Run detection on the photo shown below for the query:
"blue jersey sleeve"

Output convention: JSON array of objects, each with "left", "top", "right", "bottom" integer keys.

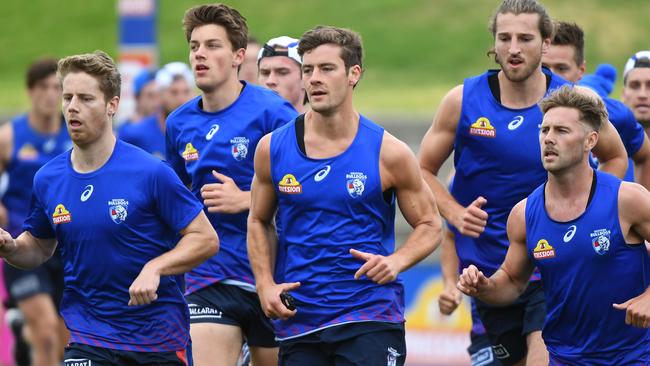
[
  {"left": 22, "top": 192, "right": 55, "bottom": 239},
  {"left": 621, "top": 109, "right": 645, "bottom": 157},
  {"left": 268, "top": 101, "right": 298, "bottom": 132},
  {"left": 152, "top": 161, "right": 204, "bottom": 233},
  {"left": 164, "top": 119, "right": 191, "bottom": 185}
]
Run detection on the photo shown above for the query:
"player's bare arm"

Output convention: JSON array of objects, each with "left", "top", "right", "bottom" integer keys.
[
  {"left": 129, "top": 211, "right": 218, "bottom": 306},
  {"left": 418, "top": 85, "right": 488, "bottom": 238},
  {"left": 247, "top": 134, "right": 300, "bottom": 320},
  {"left": 351, "top": 132, "right": 443, "bottom": 285},
  {"left": 457, "top": 199, "right": 534, "bottom": 305},
  {"left": 0, "top": 228, "right": 56, "bottom": 269},
  {"left": 632, "top": 134, "right": 650, "bottom": 190},
  {"left": 438, "top": 229, "right": 463, "bottom": 315},
  {"left": 613, "top": 182, "right": 650, "bottom": 327},
  {"left": 577, "top": 86, "right": 628, "bottom": 178},
  {"left": 0, "top": 122, "right": 14, "bottom": 227}
]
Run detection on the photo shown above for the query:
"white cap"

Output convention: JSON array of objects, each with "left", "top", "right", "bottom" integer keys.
[
  {"left": 623, "top": 51, "right": 650, "bottom": 80},
  {"left": 257, "top": 36, "right": 301, "bottom": 65},
  {"left": 155, "top": 62, "right": 195, "bottom": 90}
]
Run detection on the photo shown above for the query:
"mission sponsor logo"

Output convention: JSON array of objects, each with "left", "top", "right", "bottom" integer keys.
[
  {"left": 469, "top": 117, "right": 496, "bottom": 138},
  {"left": 532, "top": 239, "right": 555, "bottom": 260},
  {"left": 278, "top": 174, "right": 302, "bottom": 194},
  {"left": 182, "top": 143, "right": 199, "bottom": 161},
  {"left": 17, "top": 144, "right": 39, "bottom": 161},
  {"left": 52, "top": 204, "right": 71, "bottom": 224}
]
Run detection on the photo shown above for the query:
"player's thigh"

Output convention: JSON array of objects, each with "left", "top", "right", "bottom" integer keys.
[
  {"left": 190, "top": 323, "right": 242, "bottom": 366},
  {"left": 18, "top": 293, "right": 59, "bottom": 332},
  {"left": 248, "top": 346, "right": 279, "bottom": 366},
  {"left": 468, "top": 332, "right": 502, "bottom": 366},
  {"left": 475, "top": 301, "right": 526, "bottom": 366}
]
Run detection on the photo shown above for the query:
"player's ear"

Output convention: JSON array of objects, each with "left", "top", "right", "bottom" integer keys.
[
  {"left": 585, "top": 130, "right": 598, "bottom": 151},
  {"left": 107, "top": 96, "right": 120, "bottom": 118}
]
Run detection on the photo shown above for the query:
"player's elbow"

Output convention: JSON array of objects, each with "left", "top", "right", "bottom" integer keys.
[
  {"left": 421, "top": 214, "right": 443, "bottom": 255},
  {"left": 197, "top": 228, "right": 219, "bottom": 262}
]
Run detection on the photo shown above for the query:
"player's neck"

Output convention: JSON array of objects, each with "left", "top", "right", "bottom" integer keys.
[
  {"left": 200, "top": 77, "right": 243, "bottom": 113},
  {"left": 544, "top": 163, "right": 594, "bottom": 221},
  {"left": 71, "top": 133, "right": 116, "bottom": 174},
  {"left": 498, "top": 67, "right": 547, "bottom": 108},
  {"left": 303, "top": 103, "right": 359, "bottom": 159},
  {"left": 28, "top": 110, "right": 60, "bottom": 135}
]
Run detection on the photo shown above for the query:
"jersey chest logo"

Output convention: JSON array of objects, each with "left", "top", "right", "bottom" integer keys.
[
  {"left": 230, "top": 137, "right": 250, "bottom": 161},
  {"left": 533, "top": 239, "right": 556, "bottom": 260},
  {"left": 314, "top": 165, "right": 331, "bottom": 182},
  {"left": 278, "top": 174, "right": 303, "bottom": 194},
  {"left": 108, "top": 199, "right": 129, "bottom": 224},
  {"left": 182, "top": 143, "right": 199, "bottom": 162},
  {"left": 507, "top": 115, "right": 525, "bottom": 130},
  {"left": 80, "top": 185, "right": 94, "bottom": 202},
  {"left": 346, "top": 172, "right": 367, "bottom": 198},
  {"left": 206, "top": 124, "right": 220, "bottom": 140},
  {"left": 590, "top": 228, "right": 611, "bottom": 255},
  {"left": 469, "top": 117, "right": 496, "bottom": 138},
  {"left": 52, "top": 204, "right": 72, "bottom": 224},
  {"left": 563, "top": 225, "right": 577, "bottom": 243}
]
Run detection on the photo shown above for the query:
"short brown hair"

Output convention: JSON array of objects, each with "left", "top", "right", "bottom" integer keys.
[
  {"left": 552, "top": 21, "right": 585, "bottom": 66},
  {"left": 540, "top": 85, "right": 607, "bottom": 132},
  {"left": 57, "top": 51, "right": 121, "bottom": 102},
  {"left": 298, "top": 26, "right": 363, "bottom": 72},
  {"left": 489, "top": 0, "right": 553, "bottom": 40},
  {"left": 183, "top": 4, "right": 248, "bottom": 51},
  {"left": 26, "top": 58, "right": 58, "bottom": 89}
]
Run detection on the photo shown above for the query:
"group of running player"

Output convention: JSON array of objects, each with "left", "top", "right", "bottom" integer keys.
[{"left": 1, "top": 1, "right": 650, "bottom": 366}]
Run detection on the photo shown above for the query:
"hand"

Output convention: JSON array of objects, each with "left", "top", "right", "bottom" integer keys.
[
  {"left": 258, "top": 281, "right": 301, "bottom": 320},
  {"left": 438, "top": 282, "right": 463, "bottom": 315},
  {"left": 457, "top": 265, "right": 491, "bottom": 297},
  {"left": 350, "top": 249, "right": 400, "bottom": 285},
  {"left": 613, "top": 291, "right": 650, "bottom": 328},
  {"left": 128, "top": 264, "right": 161, "bottom": 306},
  {"left": 201, "top": 170, "right": 249, "bottom": 214},
  {"left": 453, "top": 196, "right": 488, "bottom": 238},
  {"left": 0, "top": 228, "right": 16, "bottom": 258}
]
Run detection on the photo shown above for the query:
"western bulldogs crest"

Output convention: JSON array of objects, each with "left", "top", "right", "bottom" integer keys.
[
  {"left": 230, "top": 137, "right": 250, "bottom": 161},
  {"left": 108, "top": 199, "right": 129, "bottom": 224},
  {"left": 346, "top": 172, "right": 367, "bottom": 198},
  {"left": 590, "top": 228, "right": 611, "bottom": 255}
]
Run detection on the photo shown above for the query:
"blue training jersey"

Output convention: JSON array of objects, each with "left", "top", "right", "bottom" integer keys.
[
  {"left": 118, "top": 114, "right": 166, "bottom": 159},
  {"left": 450, "top": 68, "right": 567, "bottom": 277},
  {"left": 602, "top": 98, "right": 644, "bottom": 182},
  {"left": 165, "top": 82, "right": 297, "bottom": 294},
  {"left": 23, "top": 140, "right": 204, "bottom": 352},
  {"left": 270, "top": 115, "right": 403, "bottom": 340},
  {"left": 2, "top": 114, "right": 71, "bottom": 237},
  {"left": 525, "top": 171, "right": 650, "bottom": 364}
]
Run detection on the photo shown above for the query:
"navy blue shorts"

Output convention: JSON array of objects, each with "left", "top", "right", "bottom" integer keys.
[
  {"left": 468, "top": 331, "right": 502, "bottom": 366},
  {"left": 3, "top": 252, "right": 64, "bottom": 308},
  {"left": 63, "top": 343, "right": 187, "bottom": 366},
  {"left": 185, "top": 282, "right": 277, "bottom": 347},
  {"left": 475, "top": 281, "right": 546, "bottom": 366},
  {"left": 279, "top": 322, "right": 406, "bottom": 366}
]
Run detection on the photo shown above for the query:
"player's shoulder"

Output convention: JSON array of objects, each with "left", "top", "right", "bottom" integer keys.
[
  {"left": 619, "top": 180, "right": 649, "bottom": 206},
  {"left": 33, "top": 150, "right": 70, "bottom": 186},
  {"left": 166, "top": 95, "right": 201, "bottom": 124},
  {"left": 380, "top": 129, "right": 415, "bottom": 168},
  {"left": 117, "top": 140, "right": 165, "bottom": 168}
]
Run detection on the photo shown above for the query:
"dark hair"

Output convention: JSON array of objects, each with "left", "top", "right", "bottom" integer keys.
[
  {"left": 183, "top": 4, "right": 248, "bottom": 50},
  {"left": 540, "top": 85, "right": 607, "bottom": 132},
  {"left": 489, "top": 0, "right": 553, "bottom": 39},
  {"left": 57, "top": 51, "right": 121, "bottom": 102},
  {"left": 298, "top": 26, "right": 363, "bottom": 72},
  {"left": 551, "top": 21, "right": 585, "bottom": 66},
  {"left": 26, "top": 58, "right": 58, "bottom": 89}
]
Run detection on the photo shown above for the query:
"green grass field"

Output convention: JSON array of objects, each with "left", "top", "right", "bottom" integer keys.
[{"left": 2, "top": 0, "right": 650, "bottom": 115}]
